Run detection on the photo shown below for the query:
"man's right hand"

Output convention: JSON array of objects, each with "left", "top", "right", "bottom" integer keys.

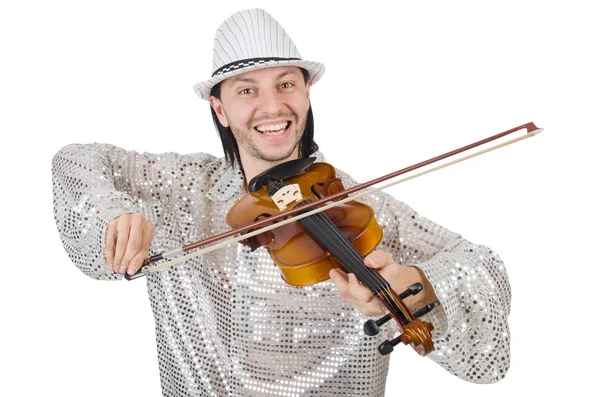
[{"left": 105, "top": 213, "right": 154, "bottom": 276}]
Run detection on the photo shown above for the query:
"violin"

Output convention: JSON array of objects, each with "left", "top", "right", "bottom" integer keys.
[
  {"left": 125, "top": 122, "right": 543, "bottom": 357},
  {"left": 227, "top": 157, "right": 437, "bottom": 356}
]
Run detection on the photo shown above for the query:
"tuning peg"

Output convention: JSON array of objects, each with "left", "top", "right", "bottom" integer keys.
[
  {"left": 399, "top": 282, "right": 423, "bottom": 299},
  {"left": 413, "top": 300, "right": 440, "bottom": 318},
  {"left": 363, "top": 283, "right": 426, "bottom": 336},
  {"left": 363, "top": 313, "right": 391, "bottom": 336},
  {"left": 378, "top": 334, "right": 404, "bottom": 355}
]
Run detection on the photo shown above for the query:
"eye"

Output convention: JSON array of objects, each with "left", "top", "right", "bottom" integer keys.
[
  {"left": 280, "top": 82, "right": 293, "bottom": 89},
  {"left": 239, "top": 88, "right": 254, "bottom": 95}
]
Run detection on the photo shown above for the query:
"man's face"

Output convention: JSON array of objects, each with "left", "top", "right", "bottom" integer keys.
[{"left": 209, "top": 66, "right": 311, "bottom": 164}]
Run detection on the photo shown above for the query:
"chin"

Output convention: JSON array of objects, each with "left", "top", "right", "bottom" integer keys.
[{"left": 257, "top": 146, "right": 299, "bottom": 163}]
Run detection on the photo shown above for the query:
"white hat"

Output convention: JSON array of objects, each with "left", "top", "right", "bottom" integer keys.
[{"left": 193, "top": 8, "right": 325, "bottom": 100}]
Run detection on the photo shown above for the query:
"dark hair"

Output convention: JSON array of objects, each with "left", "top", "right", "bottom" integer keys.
[{"left": 209, "top": 68, "right": 318, "bottom": 168}]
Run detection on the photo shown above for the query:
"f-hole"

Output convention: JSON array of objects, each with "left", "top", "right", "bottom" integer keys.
[
  {"left": 311, "top": 182, "right": 326, "bottom": 199},
  {"left": 254, "top": 213, "right": 275, "bottom": 223}
]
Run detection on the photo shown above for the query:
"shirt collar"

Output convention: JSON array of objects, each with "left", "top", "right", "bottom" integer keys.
[{"left": 205, "top": 151, "right": 326, "bottom": 202}]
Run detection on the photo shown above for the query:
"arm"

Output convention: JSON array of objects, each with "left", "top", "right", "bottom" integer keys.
[
  {"left": 51, "top": 143, "right": 183, "bottom": 279},
  {"left": 330, "top": 169, "right": 511, "bottom": 383}
]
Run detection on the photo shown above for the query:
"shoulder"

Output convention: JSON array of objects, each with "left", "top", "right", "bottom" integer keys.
[{"left": 178, "top": 152, "right": 226, "bottom": 174}]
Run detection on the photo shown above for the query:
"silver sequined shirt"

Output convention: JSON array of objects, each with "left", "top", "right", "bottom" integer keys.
[{"left": 52, "top": 144, "right": 511, "bottom": 396}]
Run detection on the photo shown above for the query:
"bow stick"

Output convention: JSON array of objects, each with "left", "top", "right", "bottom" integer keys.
[{"left": 125, "top": 122, "right": 543, "bottom": 280}]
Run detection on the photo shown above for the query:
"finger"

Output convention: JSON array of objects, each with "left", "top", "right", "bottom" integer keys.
[
  {"left": 332, "top": 272, "right": 382, "bottom": 316},
  {"left": 120, "top": 214, "right": 145, "bottom": 273},
  {"left": 105, "top": 220, "right": 117, "bottom": 271},
  {"left": 113, "top": 217, "right": 131, "bottom": 272},
  {"left": 329, "top": 269, "right": 352, "bottom": 299},
  {"left": 348, "top": 273, "right": 376, "bottom": 303},
  {"left": 349, "top": 274, "right": 387, "bottom": 316},
  {"left": 127, "top": 221, "right": 154, "bottom": 275},
  {"left": 331, "top": 271, "right": 371, "bottom": 303},
  {"left": 364, "top": 250, "right": 395, "bottom": 269},
  {"left": 128, "top": 251, "right": 148, "bottom": 276},
  {"left": 329, "top": 268, "right": 349, "bottom": 284}
]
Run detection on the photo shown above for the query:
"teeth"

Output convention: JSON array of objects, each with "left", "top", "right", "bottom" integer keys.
[{"left": 256, "top": 122, "right": 288, "bottom": 133}]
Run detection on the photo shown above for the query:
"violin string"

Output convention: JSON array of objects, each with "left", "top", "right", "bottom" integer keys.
[
  {"left": 301, "top": 212, "right": 385, "bottom": 290},
  {"left": 300, "top": 209, "right": 398, "bottom": 313},
  {"left": 311, "top": 211, "right": 390, "bottom": 291},
  {"left": 307, "top": 210, "right": 411, "bottom": 324},
  {"left": 142, "top": 129, "right": 541, "bottom": 275}
]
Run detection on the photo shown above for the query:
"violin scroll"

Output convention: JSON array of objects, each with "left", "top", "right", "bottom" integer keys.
[
  {"left": 363, "top": 282, "right": 438, "bottom": 356},
  {"left": 379, "top": 319, "right": 435, "bottom": 356}
]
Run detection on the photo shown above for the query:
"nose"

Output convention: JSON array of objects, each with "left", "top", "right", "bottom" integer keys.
[{"left": 256, "top": 87, "right": 285, "bottom": 116}]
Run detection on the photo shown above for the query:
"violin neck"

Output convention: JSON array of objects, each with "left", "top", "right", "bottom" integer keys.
[{"left": 296, "top": 200, "right": 390, "bottom": 295}]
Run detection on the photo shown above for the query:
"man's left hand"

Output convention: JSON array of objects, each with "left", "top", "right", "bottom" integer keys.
[{"left": 329, "top": 249, "right": 436, "bottom": 317}]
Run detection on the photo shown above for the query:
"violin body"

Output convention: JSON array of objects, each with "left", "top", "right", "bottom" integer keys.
[
  {"left": 226, "top": 162, "right": 383, "bottom": 286},
  {"left": 226, "top": 159, "right": 436, "bottom": 356}
]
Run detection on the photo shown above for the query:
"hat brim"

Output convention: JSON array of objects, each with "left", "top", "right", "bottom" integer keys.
[{"left": 193, "top": 59, "right": 325, "bottom": 100}]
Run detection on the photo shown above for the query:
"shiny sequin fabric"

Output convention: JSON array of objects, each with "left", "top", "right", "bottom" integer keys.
[{"left": 52, "top": 144, "right": 511, "bottom": 396}]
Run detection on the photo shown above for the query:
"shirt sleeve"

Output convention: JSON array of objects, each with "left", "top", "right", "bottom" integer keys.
[
  {"left": 51, "top": 143, "right": 183, "bottom": 280},
  {"left": 335, "top": 168, "right": 511, "bottom": 383}
]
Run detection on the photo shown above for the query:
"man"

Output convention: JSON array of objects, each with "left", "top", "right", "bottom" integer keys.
[{"left": 52, "top": 8, "right": 510, "bottom": 396}]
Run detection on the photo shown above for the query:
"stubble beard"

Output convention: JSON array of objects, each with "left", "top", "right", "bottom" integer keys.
[{"left": 230, "top": 111, "right": 307, "bottom": 162}]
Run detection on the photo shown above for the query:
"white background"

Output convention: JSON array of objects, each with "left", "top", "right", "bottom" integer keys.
[{"left": 1, "top": 0, "right": 598, "bottom": 395}]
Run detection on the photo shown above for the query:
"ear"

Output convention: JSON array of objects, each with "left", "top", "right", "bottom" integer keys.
[
  {"left": 305, "top": 79, "right": 312, "bottom": 99},
  {"left": 209, "top": 96, "right": 230, "bottom": 128}
]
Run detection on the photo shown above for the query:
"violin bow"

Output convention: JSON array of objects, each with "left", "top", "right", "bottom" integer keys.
[{"left": 125, "top": 122, "right": 543, "bottom": 280}]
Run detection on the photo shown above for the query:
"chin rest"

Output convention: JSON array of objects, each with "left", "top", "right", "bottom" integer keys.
[{"left": 248, "top": 157, "right": 316, "bottom": 193}]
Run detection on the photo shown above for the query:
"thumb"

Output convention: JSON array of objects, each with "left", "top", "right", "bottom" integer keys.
[{"left": 364, "top": 250, "right": 395, "bottom": 269}]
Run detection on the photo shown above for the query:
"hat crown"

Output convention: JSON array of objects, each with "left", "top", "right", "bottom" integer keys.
[
  {"left": 212, "top": 8, "right": 301, "bottom": 75},
  {"left": 194, "top": 8, "right": 324, "bottom": 100}
]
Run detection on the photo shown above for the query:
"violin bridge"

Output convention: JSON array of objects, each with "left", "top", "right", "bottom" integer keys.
[{"left": 272, "top": 183, "right": 303, "bottom": 211}]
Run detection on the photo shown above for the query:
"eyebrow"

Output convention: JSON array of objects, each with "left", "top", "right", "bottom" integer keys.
[{"left": 231, "top": 70, "right": 299, "bottom": 84}]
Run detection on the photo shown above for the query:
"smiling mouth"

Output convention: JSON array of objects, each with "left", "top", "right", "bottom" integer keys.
[{"left": 254, "top": 121, "right": 291, "bottom": 136}]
